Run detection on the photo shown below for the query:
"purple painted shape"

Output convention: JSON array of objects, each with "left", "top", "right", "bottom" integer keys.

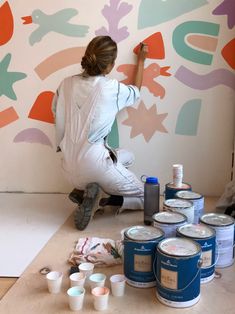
[
  {"left": 95, "top": 0, "right": 132, "bottom": 43},
  {"left": 175, "top": 66, "right": 235, "bottom": 90},
  {"left": 213, "top": 0, "right": 235, "bottom": 29},
  {"left": 13, "top": 128, "right": 53, "bottom": 147}
]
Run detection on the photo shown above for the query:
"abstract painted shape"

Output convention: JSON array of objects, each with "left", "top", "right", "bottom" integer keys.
[
  {"left": 175, "top": 66, "right": 235, "bottom": 91},
  {"left": 22, "top": 8, "right": 89, "bottom": 45},
  {"left": 117, "top": 63, "right": 171, "bottom": 99},
  {"left": 133, "top": 32, "right": 165, "bottom": 59},
  {"left": 0, "top": 107, "right": 19, "bottom": 128},
  {"left": 122, "top": 101, "right": 168, "bottom": 142},
  {"left": 34, "top": 47, "right": 85, "bottom": 80},
  {"left": 0, "top": 1, "right": 14, "bottom": 45},
  {"left": 173, "top": 21, "right": 220, "bottom": 65},
  {"left": 187, "top": 35, "right": 218, "bottom": 52},
  {"left": 213, "top": 0, "right": 235, "bottom": 29},
  {"left": 28, "top": 91, "right": 55, "bottom": 124},
  {"left": 222, "top": 38, "right": 235, "bottom": 69},
  {"left": 13, "top": 128, "right": 53, "bottom": 147},
  {"left": 175, "top": 99, "right": 202, "bottom": 136},
  {"left": 95, "top": 0, "right": 132, "bottom": 43},
  {"left": 0, "top": 54, "right": 27, "bottom": 100},
  {"left": 138, "top": 0, "right": 208, "bottom": 29},
  {"left": 107, "top": 118, "right": 119, "bottom": 149}
]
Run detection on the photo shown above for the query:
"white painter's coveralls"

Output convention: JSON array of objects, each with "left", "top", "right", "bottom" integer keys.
[{"left": 52, "top": 75, "right": 144, "bottom": 211}]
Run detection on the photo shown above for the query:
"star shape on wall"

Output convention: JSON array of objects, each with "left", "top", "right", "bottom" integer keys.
[
  {"left": 213, "top": 0, "right": 235, "bottom": 29},
  {"left": 0, "top": 54, "right": 27, "bottom": 100},
  {"left": 122, "top": 101, "right": 168, "bottom": 142}
]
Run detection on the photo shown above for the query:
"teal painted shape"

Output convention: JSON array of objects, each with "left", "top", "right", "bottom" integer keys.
[
  {"left": 175, "top": 99, "right": 202, "bottom": 136},
  {"left": 0, "top": 54, "right": 27, "bottom": 100},
  {"left": 173, "top": 21, "right": 220, "bottom": 65},
  {"left": 138, "top": 0, "right": 208, "bottom": 29},
  {"left": 107, "top": 118, "right": 119, "bottom": 149}
]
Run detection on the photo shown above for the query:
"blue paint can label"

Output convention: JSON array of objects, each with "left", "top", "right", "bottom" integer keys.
[
  {"left": 165, "top": 182, "right": 191, "bottom": 200},
  {"left": 124, "top": 225, "right": 164, "bottom": 288}
]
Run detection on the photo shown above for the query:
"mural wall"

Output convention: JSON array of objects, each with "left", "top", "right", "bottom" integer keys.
[{"left": 0, "top": 0, "right": 234, "bottom": 195}]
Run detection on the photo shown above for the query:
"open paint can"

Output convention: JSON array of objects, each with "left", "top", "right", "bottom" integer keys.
[
  {"left": 123, "top": 225, "right": 164, "bottom": 288},
  {"left": 165, "top": 182, "right": 191, "bottom": 200},
  {"left": 163, "top": 199, "right": 194, "bottom": 224},
  {"left": 156, "top": 237, "right": 202, "bottom": 308}
]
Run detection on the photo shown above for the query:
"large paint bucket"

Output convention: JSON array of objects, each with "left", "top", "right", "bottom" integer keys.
[
  {"left": 152, "top": 211, "right": 187, "bottom": 238},
  {"left": 165, "top": 182, "right": 191, "bottom": 200},
  {"left": 175, "top": 191, "right": 204, "bottom": 224},
  {"left": 156, "top": 237, "right": 202, "bottom": 308},
  {"left": 176, "top": 224, "right": 216, "bottom": 283},
  {"left": 200, "top": 213, "right": 235, "bottom": 268},
  {"left": 163, "top": 199, "right": 194, "bottom": 224},
  {"left": 123, "top": 225, "right": 164, "bottom": 288}
]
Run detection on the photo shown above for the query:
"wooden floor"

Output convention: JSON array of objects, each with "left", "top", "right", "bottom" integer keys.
[{"left": 0, "top": 278, "right": 17, "bottom": 300}]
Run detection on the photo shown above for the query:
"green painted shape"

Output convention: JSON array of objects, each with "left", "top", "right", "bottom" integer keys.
[
  {"left": 0, "top": 54, "right": 27, "bottom": 100},
  {"left": 107, "top": 118, "right": 119, "bottom": 149},
  {"left": 138, "top": 0, "right": 208, "bottom": 29},
  {"left": 175, "top": 99, "right": 202, "bottom": 136},
  {"left": 173, "top": 21, "right": 220, "bottom": 65}
]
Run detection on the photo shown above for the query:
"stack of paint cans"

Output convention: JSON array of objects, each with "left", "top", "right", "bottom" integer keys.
[
  {"left": 176, "top": 224, "right": 216, "bottom": 283},
  {"left": 200, "top": 213, "right": 235, "bottom": 268},
  {"left": 123, "top": 225, "right": 164, "bottom": 288},
  {"left": 176, "top": 190, "right": 204, "bottom": 224},
  {"left": 155, "top": 237, "right": 202, "bottom": 308},
  {"left": 163, "top": 199, "right": 194, "bottom": 223}
]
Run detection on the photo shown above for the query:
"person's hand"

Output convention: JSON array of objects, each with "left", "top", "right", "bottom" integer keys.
[{"left": 137, "top": 42, "right": 148, "bottom": 63}]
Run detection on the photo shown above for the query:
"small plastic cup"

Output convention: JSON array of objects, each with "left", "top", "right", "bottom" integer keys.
[
  {"left": 92, "top": 286, "right": 110, "bottom": 311},
  {"left": 78, "top": 262, "right": 94, "bottom": 278},
  {"left": 46, "top": 271, "right": 63, "bottom": 294},
  {"left": 110, "top": 274, "right": 126, "bottom": 297},
  {"left": 70, "top": 272, "right": 86, "bottom": 287},
  {"left": 67, "top": 286, "right": 85, "bottom": 311},
  {"left": 89, "top": 273, "right": 106, "bottom": 291}
]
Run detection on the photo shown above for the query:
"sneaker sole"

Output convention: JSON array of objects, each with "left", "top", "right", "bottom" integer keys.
[{"left": 74, "top": 183, "right": 100, "bottom": 230}]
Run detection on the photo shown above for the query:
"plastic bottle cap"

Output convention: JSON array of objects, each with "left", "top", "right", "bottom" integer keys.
[{"left": 146, "top": 177, "right": 159, "bottom": 184}]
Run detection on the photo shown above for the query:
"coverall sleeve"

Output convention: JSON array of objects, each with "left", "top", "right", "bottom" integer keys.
[{"left": 117, "top": 82, "right": 140, "bottom": 111}]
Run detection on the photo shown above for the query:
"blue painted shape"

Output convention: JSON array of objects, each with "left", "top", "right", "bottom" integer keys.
[
  {"left": 138, "top": 0, "right": 208, "bottom": 29},
  {"left": 175, "top": 99, "right": 202, "bottom": 136},
  {"left": 107, "top": 118, "right": 119, "bottom": 148},
  {"left": 173, "top": 21, "right": 220, "bottom": 65}
]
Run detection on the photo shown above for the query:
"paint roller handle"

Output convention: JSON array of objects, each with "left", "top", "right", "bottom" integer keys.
[{"left": 134, "top": 42, "right": 148, "bottom": 89}]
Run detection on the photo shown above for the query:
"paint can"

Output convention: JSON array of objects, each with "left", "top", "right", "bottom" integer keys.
[
  {"left": 200, "top": 213, "right": 235, "bottom": 268},
  {"left": 152, "top": 211, "right": 187, "bottom": 238},
  {"left": 156, "top": 237, "right": 202, "bottom": 308},
  {"left": 176, "top": 224, "right": 216, "bottom": 283},
  {"left": 123, "top": 225, "right": 164, "bottom": 288},
  {"left": 175, "top": 191, "right": 204, "bottom": 224},
  {"left": 163, "top": 199, "right": 194, "bottom": 224},
  {"left": 165, "top": 182, "right": 191, "bottom": 200}
]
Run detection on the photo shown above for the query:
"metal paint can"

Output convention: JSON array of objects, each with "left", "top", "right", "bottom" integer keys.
[
  {"left": 152, "top": 211, "right": 187, "bottom": 238},
  {"left": 163, "top": 199, "right": 194, "bottom": 224},
  {"left": 165, "top": 182, "right": 191, "bottom": 200},
  {"left": 156, "top": 237, "right": 201, "bottom": 308},
  {"left": 123, "top": 225, "right": 164, "bottom": 288},
  {"left": 200, "top": 213, "right": 235, "bottom": 268},
  {"left": 176, "top": 191, "right": 204, "bottom": 224},
  {"left": 176, "top": 224, "right": 216, "bottom": 283}
]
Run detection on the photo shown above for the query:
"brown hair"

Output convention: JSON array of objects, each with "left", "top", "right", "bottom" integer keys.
[{"left": 81, "top": 36, "right": 117, "bottom": 76}]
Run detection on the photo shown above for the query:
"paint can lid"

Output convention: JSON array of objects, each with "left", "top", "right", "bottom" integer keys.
[
  {"left": 200, "top": 213, "right": 235, "bottom": 226},
  {"left": 152, "top": 211, "right": 187, "bottom": 224},
  {"left": 166, "top": 182, "right": 191, "bottom": 189},
  {"left": 177, "top": 223, "right": 215, "bottom": 238},
  {"left": 146, "top": 177, "right": 159, "bottom": 184},
  {"left": 158, "top": 237, "right": 201, "bottom": 256},
  {"left": 164, "top": 199, "right": 194, "bottom": 209},
  {"left": 124, "top": 225, "right": 164, "bottom": 241},
  {"left": 176, "top": 190, "right": 203, "bottom": 200}
]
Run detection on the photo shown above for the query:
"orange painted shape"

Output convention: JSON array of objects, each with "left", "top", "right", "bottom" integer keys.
[
  {"left": 222, "top": 38, "right": 235, "bottom": 70},
  {"left": 28, "top": 91, "right": 55, "bottom": 124},
  {"left": 133, "top": 32, "right": 165, "bottom": 59},
  {"left": 0, "top": 1, "right": 14, "bottom": 46},
  {"left": 0, "top": 106, "right": 19, "bottom": 128}
]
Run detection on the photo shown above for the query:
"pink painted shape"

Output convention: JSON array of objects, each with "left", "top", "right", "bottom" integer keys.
[
  {"left": 13, "top": 128, "right": 53, "bottom": 147},
  {"left": 0, "top": 106, "right": 18, "bottom": 128},
  {"left": 187, "top": 34, "right": 218, "bottom": 52},
  {"left": 34, "top": 47, "right": 86, "bottom": 80}
]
